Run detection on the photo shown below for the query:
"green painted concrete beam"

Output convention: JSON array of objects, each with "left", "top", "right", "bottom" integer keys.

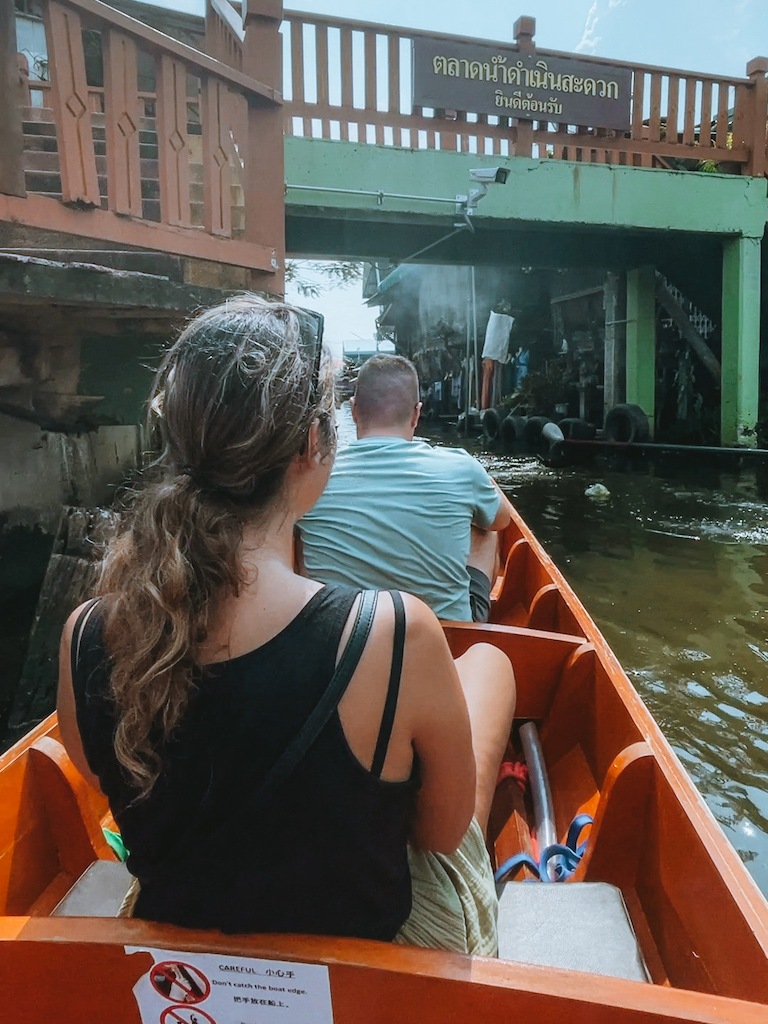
[
  {"left": 286, "top": 138, "right": 768, "bottom": 238},
  {"left": 721, "top": 236, "right": 762, "bottom": 447},
  {"left": 625, "top": 266, "right": 657, "bottom": 433}
]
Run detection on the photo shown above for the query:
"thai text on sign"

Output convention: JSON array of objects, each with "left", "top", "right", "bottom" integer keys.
[{"left": 412, "top": 39, "right": 632, "bottom": 131}]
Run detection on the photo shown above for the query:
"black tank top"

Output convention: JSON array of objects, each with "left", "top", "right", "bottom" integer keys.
[{"left": 73, "top": 584, "right": 417, "bottom": 939}]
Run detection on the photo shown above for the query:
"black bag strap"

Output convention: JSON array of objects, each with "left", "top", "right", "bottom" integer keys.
[
  {"left": 253, "top": 588, "right": 378, "bottom": 805},
  {"left": 370, "top": 590, "right": 406, "bottom": 779},
  {"left": 69, "top": 598, "right": 100, "bottom": 685}
]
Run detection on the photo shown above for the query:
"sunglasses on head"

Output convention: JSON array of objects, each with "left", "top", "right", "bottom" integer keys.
[{"left": 295, "top": 307, "right": 325, "bottom": 397}]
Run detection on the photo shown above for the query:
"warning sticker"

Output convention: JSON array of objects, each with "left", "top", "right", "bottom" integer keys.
[{"left": 126, "top": 947, "right": 334, "bottom": 1024}]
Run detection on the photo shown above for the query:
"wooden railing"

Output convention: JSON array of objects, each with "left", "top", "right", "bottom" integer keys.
[
  {"left": 2, "top": 0, "right": 284, "bottom": 280},
  {"left": 281, "top": 10, "right": 768, "bottom": 175}
]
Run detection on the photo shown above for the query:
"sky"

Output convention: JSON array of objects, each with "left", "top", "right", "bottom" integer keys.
[
  {"left": 143, "top": 0, "right": 768, "bottom": 352},
  {"left": 152, "top": 0, "right": 767, "bottom": 79}
]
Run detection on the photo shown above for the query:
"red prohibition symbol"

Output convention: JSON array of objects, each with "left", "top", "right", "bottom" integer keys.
[
  {"left": 160, "top": 1006, "right": 217, "bottom": 1024},
  {"left": 150, "top": 961, "right": 211, "bottom": 1004}
]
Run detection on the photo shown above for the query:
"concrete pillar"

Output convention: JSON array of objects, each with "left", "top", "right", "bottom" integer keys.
[
  {"left": 625, "top": 266, "right": 656, "bottom": 435},
  {"left": 721, "top": 235, "right": 761, "bottom": 447}
]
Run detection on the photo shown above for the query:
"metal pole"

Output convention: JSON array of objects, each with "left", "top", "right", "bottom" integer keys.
[
  {"left": 471, "top": 264, "right": 479, "bottom": 410},
  {"left": 464, "top": 266, "right": 472, "bottom": 436}
]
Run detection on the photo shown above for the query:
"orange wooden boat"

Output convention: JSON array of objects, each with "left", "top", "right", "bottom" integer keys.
[{"left": 2, "top": 504, "right": 768, "bottom": 1024}]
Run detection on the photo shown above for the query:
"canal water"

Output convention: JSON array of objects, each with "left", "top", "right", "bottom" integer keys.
[{"left": 338, "top": 404, "right": 768, "bottom": 896}]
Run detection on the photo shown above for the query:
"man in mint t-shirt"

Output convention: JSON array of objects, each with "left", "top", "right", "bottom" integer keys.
[{"left": 298, "top": 354, "right": 513, "bottom": 621}]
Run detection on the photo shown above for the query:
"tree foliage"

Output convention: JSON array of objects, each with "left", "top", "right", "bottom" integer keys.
[{"left": 285, "top": 260, "right": 363, "bottom": 299}]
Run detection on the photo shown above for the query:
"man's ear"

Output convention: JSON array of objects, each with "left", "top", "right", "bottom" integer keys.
[
  {"left": 350, "top": 395, "right": 358, "bottom": 422},
  {"left": 412, "top": 401, "right": 422, "bottom": 430}
]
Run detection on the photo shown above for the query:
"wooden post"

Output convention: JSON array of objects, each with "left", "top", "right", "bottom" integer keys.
[
  {"left": 512, "top": 16, "right": 535, "bottom": 157},
  {"left": 243, "top": 0, "right": 284, "bottom": 294},
  {"left": 103, "top": 30, "right": 143, "bottom": 218},
  {"left": 45, "top": 1, "right": 100, "bottom": 206},
  {"left": 0, "top": 1, "right": 26, "bottom": 197},
  {"left": 745, "top": 57, "right": 768, "bottom": 178}
]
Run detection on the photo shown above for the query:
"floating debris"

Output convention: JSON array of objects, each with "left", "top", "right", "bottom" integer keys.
[{"left": 585, "top": 483, "right": 610, "bottom": 500}]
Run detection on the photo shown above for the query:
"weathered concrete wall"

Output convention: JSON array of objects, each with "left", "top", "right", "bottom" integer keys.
[
  {"left": 286, "top": 139, "right": 768, "bottom": 239},
  {"left": 0, "top": 415, "right": 140, "bottom": 532}
]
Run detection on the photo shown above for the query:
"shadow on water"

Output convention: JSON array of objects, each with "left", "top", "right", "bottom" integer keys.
[{"left": 338, "top": 404, "right": 768, "bottom": 895}]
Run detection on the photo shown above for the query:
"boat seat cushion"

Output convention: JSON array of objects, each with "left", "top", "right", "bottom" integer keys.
[
  {"left": 496, "top": 881, "right": 650, "bottom": 982},
  {"left": 52, "top": 860, "right": 134, "bottom": 917}
]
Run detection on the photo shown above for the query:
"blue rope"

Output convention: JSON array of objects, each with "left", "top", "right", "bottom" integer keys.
[{"left": 494, "top": 814, "right": 593, "bottom": 884}]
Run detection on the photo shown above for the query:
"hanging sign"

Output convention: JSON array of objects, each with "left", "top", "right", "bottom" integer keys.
[
  {"left": 126, "top": 947, "right": 334, "bottom": 1024},
  {"left": 412, "top": 38, "right": 632, "bottom": 131}
]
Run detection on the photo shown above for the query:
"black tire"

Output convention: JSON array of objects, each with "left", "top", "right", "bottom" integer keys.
[
  {"left": 558, "top": 417, "right": 597, "bottom": 441},
  {"left": 482, "top": 407, "right": 503, "bottom": 441},
  {"left": 604, "top": 404, "right": 651, "bottom": 443},
  {"left": 521, "top": 415, "right": 552, "bottom": 446},
  {"left": 500, "top": 414, "right": 525, "bottom": 449}
]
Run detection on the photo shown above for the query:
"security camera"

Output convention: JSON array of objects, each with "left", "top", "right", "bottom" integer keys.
[
  {"left": 455, "top": 166, "right": 510, "bottom": 223},
  {"left": 469, "top": 167, "right": 510, "bottom": 185}
]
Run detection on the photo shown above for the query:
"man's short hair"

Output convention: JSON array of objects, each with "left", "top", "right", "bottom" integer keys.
[{"left": 353, "top": 354, "right": 420, "bottom": 426}]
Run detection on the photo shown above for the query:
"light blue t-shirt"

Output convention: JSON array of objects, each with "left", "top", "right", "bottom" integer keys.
[{"left": 299, "top": 437, "right": 500, "bottom": 621}]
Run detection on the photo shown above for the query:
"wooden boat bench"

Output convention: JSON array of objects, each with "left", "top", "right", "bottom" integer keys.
[{"left": 497, "top": 881, "right": 650, "bottom": 982}]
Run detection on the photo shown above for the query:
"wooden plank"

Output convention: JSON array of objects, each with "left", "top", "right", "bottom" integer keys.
[
  {"left": 631, "top": 69, "right": 645, "bottom": 140},
  {"left": 364, "top": 29, "right": 376, "bottom": 114},
  {"left": 290, "top": 19, "right": 310, "bottom": 135},
  {"left": 103, "top": 30, "right": 142, "bottom": 217},
  {"left": 0, "top": 0, "right": 25, "bottom": 197},
  {"left": 155, "top": 54, "right": 192, "bottom": 227},
  {"left": 682, "top": 77, "right": 697, "bottom": 145},
  {"left": 666, "top": 74, "right": 679, "bottom": 144},
  {"left": 315, "top": 25, "right": 331, "bottom": 138},
  {"left": 54, "top": 0, "right": 279, "bottom": 104},
  {"left": 388, "top": 32, "right": 400, "bottom": 115},
  {"left": 0, "top": 191, "right": 275, "bottom": 270},
  {"left": 715, "top": 81, "right": 730, "bottom": 149},
  {"left": 45, "top": 1, "right": 100, "bottom": 206},
  {"left": 648, "top": 72, "right": 662, "bottom": 141},
  {"left": 338, "top": 26, "right": 353, "bottom": 141},
  {"left": 699, "top": 79, "right": 712, "bottom": 146},
  {"left": 202, "top": 76, "right": 233, "bottom": 236}
]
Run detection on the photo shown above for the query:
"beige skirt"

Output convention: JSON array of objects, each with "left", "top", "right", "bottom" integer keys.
[{"left": 394, "top": 818, "right": 499, "bottom": 956}]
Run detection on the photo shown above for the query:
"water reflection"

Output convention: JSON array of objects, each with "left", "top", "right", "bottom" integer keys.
[
  {"left": 486, "top": 449, "right": 768, "bottom": 896},
  {"left": 337, "top": 404, "right": 768, "bottom": 895}
]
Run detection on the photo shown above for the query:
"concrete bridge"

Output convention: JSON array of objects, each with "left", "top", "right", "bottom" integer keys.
[{"left": 1, "top": 0, "right": 767, "bottom": 446}]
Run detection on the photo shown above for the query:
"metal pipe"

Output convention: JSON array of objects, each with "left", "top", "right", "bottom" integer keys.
[
  {"left": 285, "top": 183, "right": 458, "bottom": 205},
  {"left": 519, "top": 722, "right": 557, "bottom": 879},
  {"left": 563, "top": 439, "right": 768, "bottom": 458}
]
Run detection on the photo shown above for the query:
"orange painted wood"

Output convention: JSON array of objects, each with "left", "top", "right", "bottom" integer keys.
[
  {"left": 648, "top": 73, "right": 662, "bottom": 142},
  {"left": 715, "top": 82, "right": 730, "bottom": 149},
  {"left": 64, "top": 0, "right": 278, "bottom": 104},
  {"left": 289, "top": 18, "right": 309, "bottom": 137},
  {"left": 103, "top": 30, "right": 143, "bottom": 217},
  {"left": 45, "top": 1, "right": 100, "bottom": 206},
  {"left": 0, "top": 192, "right": 276, "bottom": 270},
  {"left": 699, "top": 79, "right": 712, "bottom": 146},
  {"left": 155, "top": 55, "right": 192, "bottom": 227},
  {"left": 572, "top": 741, "right": 654, "bottom": 887},
  {"left": 5, "top": 917, "right": 768, "bottom": 1024},
  {"left": 665, "top": 74, "right": 679, "bottom": 144},
  {"left": 0, "top": 0, "right": 26, "bottom": 197},
  {"left": 682, "top": 78, "right": 697, "bottom": 145},
  {"left": 631, "top": 69, "right": 645, "bottom": 140},
  {"left": 339, "top": 25, "right": 353, "bottom": 141},
  {"left": 202, "top": 76, "right": 233, "bottom": 236},
  {"left": 388, "top": 32, "right": 400, "bottom": 116}
]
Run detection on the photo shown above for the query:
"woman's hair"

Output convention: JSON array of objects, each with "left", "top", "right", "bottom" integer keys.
[{"left": 96, "top": 295, "right": 335, "bottom": 796}]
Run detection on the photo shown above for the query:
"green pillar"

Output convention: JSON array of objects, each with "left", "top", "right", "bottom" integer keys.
[
  {"left": 721, "top": 236, "right": 761, "bottom": 447},
  {"left": 625, "top": 266, "right": 656, "bottom": 435}
]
